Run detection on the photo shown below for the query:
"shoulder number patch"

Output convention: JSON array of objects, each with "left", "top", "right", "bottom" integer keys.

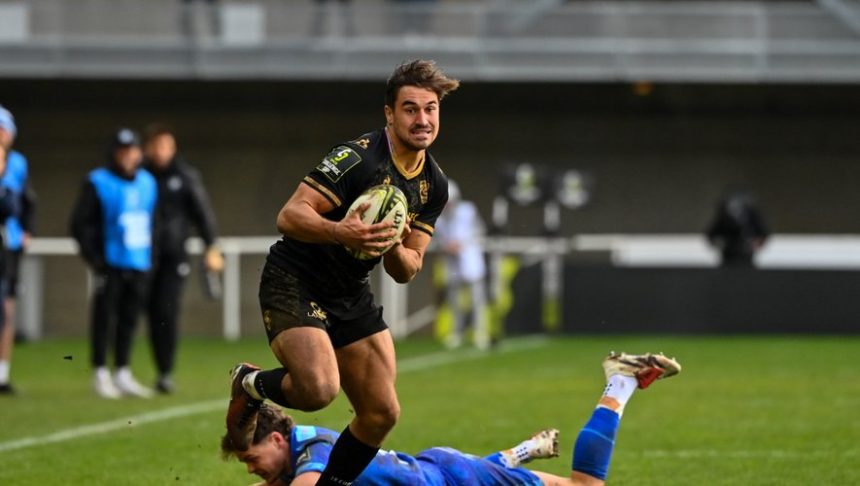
[{"left": 317, "top": 146, "right": 362, "bottom": 183}]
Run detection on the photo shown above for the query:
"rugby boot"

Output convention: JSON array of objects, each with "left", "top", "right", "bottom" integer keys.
[
  {"left": 602, "top": 352, "right": 681, "bottom": 389},
  {"left": 226, "top": 362, "right": 262, "bottom": 451},
  {"left": 524, "top": 428, "right": 560, "bottom": 463}
]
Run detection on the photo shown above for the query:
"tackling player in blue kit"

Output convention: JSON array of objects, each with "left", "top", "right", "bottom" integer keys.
[{"left": 222, "top": 351, "right": 681, "bottom": 486}]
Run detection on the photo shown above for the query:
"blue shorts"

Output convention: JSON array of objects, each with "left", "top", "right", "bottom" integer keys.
[{"left": 416, "top": 447, "right": 543, "bottom": 486}]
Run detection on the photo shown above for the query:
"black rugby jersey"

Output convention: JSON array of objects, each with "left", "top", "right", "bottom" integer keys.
[
  {"left": 268, "top": 128, "right": 448, "bottom": 297},
  {"left": 144, "top": 157, "right": 218, "bottom": 261}
]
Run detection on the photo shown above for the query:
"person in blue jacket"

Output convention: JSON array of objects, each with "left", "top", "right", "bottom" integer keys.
[
  {"left": 70, "top": 128, "right": 158, "bottom": 399},
  {"left": 222, "top": 351, "right": 681, "bottom": 486},
  {"left": 0, "top": 138, "right": 22, "bottom": 395}
]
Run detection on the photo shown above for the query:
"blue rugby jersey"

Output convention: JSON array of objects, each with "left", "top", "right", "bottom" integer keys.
[
  {"left": 1, "top": 150, "right": 28, "bottom": 250},
  {"left": 282, "top": 426, "right": 543, "bottom": 486},
  {"left": 88, "top": 167, "right": 157, "bottom": 271}
]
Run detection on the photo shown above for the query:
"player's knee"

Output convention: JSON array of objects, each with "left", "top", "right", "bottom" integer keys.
[
  {"left": 380, "top": 402, "right": 401, "bottom": 430},
  {"left": 296, "top": 378, "right": 339, "bottom": 411},
  {"left": 363, "top": 400, "right": 400, "bottom": 434}
]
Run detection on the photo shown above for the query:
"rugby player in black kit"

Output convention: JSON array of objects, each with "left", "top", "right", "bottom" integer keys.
[{"left": 226, "top": 60, "right": 460, "bottom": 486}]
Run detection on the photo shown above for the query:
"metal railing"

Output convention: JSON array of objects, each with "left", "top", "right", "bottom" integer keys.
[{"left": 19, "top": 233, "right": 860, "bottom": 341}]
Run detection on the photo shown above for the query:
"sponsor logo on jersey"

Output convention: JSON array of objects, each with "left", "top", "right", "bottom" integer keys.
[
  {"left": 317, "top": 146, "right": 362, "bottom": 183},
  {"left": 419, "top": 180, "right": 429, "bottom": 204},
  {"left": 263, "top": 310, "right": 273, "bottom": 330},
  {"left": 167, "top": 175, "right": 183, "bottom": 191},
  {"left": 307, "top": 302, "right": 328, "bottom": 322}
]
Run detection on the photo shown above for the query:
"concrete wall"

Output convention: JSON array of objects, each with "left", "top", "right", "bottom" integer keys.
[
  {"left": 2, "top": 79, "right": 860, "bottom": 336},
  {"left": 507, "top": 263, "right": 860, "bottom": 334}
]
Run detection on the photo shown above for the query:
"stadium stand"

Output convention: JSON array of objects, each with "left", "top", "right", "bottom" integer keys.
[
  {"left": 2, "top": 0, "right": 860, "bottom": 340},
  {"left": 0, "top": 0, "right": 859, "bottom": 81}
]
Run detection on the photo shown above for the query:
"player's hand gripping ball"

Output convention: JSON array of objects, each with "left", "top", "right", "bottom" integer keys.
[{"left": 345, "top": 184, "right": 408, "bottom": 260}]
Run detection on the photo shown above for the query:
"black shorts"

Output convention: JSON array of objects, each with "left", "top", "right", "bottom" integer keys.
[
  {"left": 258, "top": 260, "right": 387, "bottom": 349},
  {"left": 5, "top": 249, "right": 22, "bottom": 297}
]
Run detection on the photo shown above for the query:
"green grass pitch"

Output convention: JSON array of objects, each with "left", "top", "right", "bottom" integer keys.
[{"left": 1, "top": 335, "right": 858, "bottom": 485}]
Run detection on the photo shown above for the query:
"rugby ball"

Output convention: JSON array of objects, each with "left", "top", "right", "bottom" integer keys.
[{"left": 345, "top": 184, "right": 408, "bottom": 260}]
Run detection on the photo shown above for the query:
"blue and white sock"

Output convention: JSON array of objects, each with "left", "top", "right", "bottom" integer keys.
[
  {"left": 600, "top": 374, "right": 638, "bottom": 416},
  {"left": 571, "top": 407, "right": 621, "bottom": 481},
  {"left": 485, "top": 437, "right": 540, "bottom": 468}
]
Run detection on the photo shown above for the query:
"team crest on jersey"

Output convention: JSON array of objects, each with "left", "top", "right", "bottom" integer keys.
[
  {"left": 317, "top": 146, "right": 362, "bottom": 183},
  {"left": 167, "top": 175, "right": 183, "bottom": 191},
  {"left": 419, "top": 180, "right": 429, "bottom": 204},
  {"left": 307, "top": 302, "right": 327, "bottom": 322}
]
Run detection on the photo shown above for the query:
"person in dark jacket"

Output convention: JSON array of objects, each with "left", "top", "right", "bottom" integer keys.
[
  {"left": 0, "top": 142, "right": 21, "bottom": 395},
  {"left": 70, "top": 128, "right": 158, "bottom": 399},
  {"left": 143, "top": 124, "right": 222, "bottom": 394},
  {"left": 706, "top": 190, "right": 770, "bottom": 268}
]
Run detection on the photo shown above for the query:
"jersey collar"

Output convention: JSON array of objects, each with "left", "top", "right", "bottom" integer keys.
[{"left": 384, "top": 127, "right": 425, "bottom": 180}]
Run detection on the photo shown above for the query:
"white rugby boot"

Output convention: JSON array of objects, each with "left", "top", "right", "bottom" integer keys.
[
  {"left": 523, "top": 428, "right": 560, "bottom": 463},
  {"left": 602, "top": 352, "right": 681, "bottom": 389},
  {"left": 501, "top": 428, "right": 560, "bottom": 468}
]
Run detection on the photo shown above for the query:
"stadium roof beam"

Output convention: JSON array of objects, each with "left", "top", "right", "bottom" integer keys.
[
  {"left": 816, "top": 0, "right": 860, "bottom": 36},
  {"left": 1, "top": 0, "right": 860, "bottom": 83}
]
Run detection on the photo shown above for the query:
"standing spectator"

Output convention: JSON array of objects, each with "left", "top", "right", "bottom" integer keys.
[
  {"left": 706, "top": 190, "right": 770, "bottom": 268},
  {"left": 0, "top": 138, "right": 21, "bottom": 395},
  {"left": 0, "top": 107, "right": 36, "bottom": 349},
  {"left": 143, "top": 124, "right": 222, "bottom": 394},
  {"left": 434, "top": 179, "right": 489, "bottom": 350},
  {"left": 70, "top": 128, "right": 158, "bottom": 399}
]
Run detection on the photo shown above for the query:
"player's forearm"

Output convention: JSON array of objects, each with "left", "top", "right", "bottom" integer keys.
[
  {"left": 277, "top": 202, "right": 338, "bottom": 245},
  {"left": 289, "top": 471, "right": 320, "bottom": 486},
  {"left": 383, "top": 244, "right": 423, "bottom": 283}
]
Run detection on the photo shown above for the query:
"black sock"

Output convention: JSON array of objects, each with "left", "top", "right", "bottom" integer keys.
[
  {"left": 315, "top": 426, "right": 379, "bottom": 486},
  {"left": 253, "top": 368, "right": 292, "bottom": 408}
]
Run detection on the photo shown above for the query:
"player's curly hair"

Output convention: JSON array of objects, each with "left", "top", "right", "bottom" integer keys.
[
  {"left": 220, "top": 404, "right": 295, "bottom": 460},
  {"left": 385, "top": 59, "right": 460, "bottom": 107}
]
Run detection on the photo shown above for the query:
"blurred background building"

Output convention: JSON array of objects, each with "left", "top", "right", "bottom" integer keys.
[{"left": 2, "top": 0, "right": 860, "bottom": 340}]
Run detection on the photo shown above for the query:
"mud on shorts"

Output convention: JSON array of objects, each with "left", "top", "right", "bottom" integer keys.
[{"left": 258, "top": 260, "right": 388, "bottom": 349}]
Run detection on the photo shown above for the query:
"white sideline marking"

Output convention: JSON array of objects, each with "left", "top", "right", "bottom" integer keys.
[
  {"left": 0, "top": 400, "right": 225, "bottom": 453},
  {"left": 0, "top": 336, "right": 548, "bottom": 453}
]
